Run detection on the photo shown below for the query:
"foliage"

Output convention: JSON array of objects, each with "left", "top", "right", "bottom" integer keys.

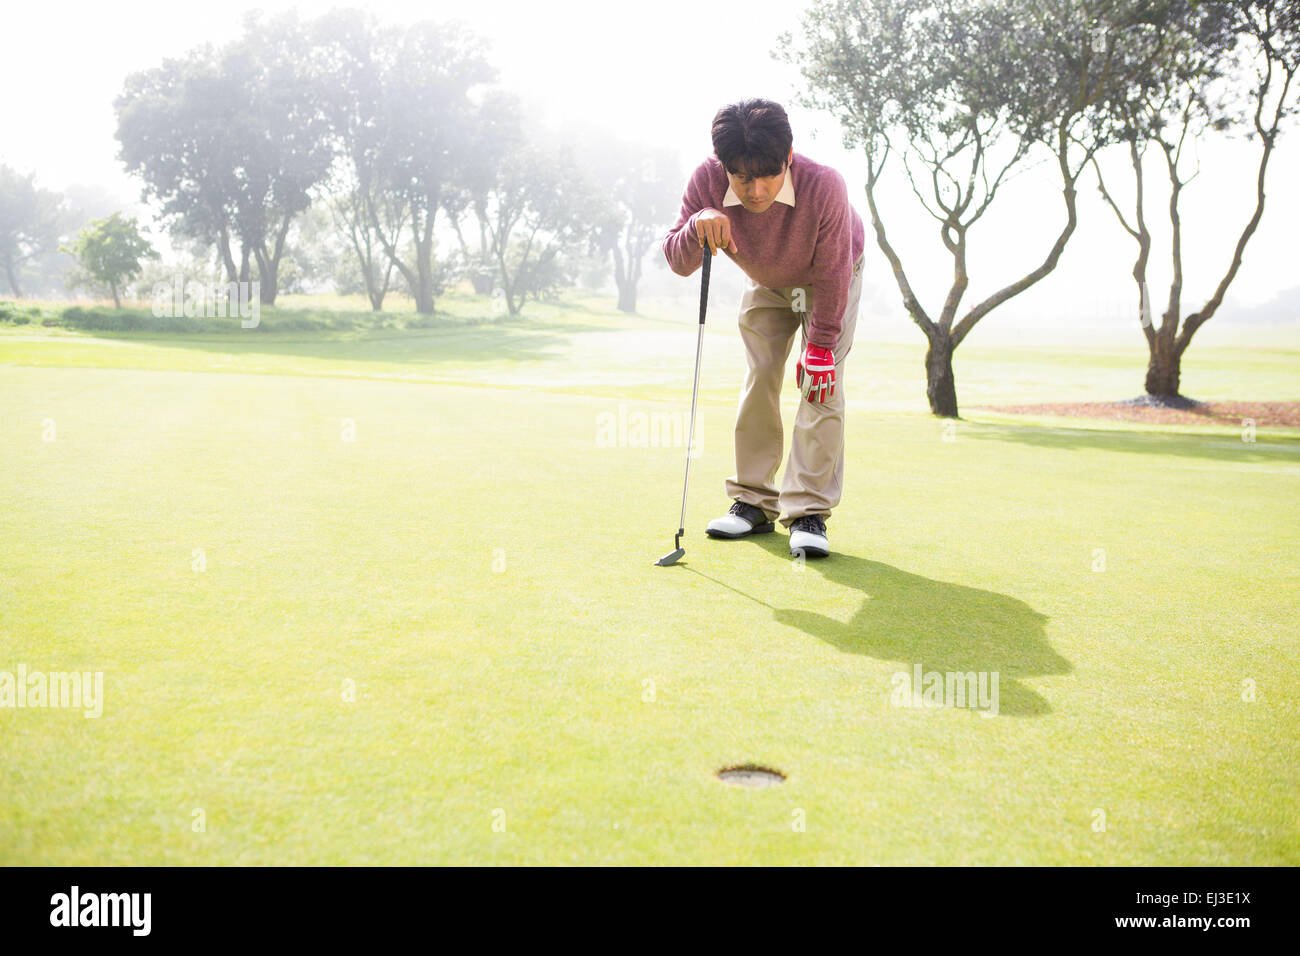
[
  {"left": 60, "top": 213, "right": 158, "bottom": 306},
  {"left": 482, "top": 141, "right": 606, "bottom": 315},
  {"left": 0, "top": 165, "right": 66, "bottom": 297},
  {"left": 115, "top": 11, "right": 335, "bottom": 303}
]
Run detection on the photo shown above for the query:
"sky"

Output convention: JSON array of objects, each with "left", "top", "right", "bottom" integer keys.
[{"left": 4, "top": 0, "right": 1298, "bottom": 337}]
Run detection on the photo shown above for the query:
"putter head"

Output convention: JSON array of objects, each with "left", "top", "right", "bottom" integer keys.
[{"left": 655, "top": 548, "right": 685, "bottom": 567}]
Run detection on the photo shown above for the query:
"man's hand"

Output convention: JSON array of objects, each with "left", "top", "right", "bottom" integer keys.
[
  {"left": 797, "top": 343, "right": 836, "bottom": 404},
  {"left": 694, "top": 208, "right": 738, "bottom": 255}
]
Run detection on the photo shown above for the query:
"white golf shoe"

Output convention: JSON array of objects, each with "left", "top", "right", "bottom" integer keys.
[
  {"left": 789, "top": 514, "right": 830, "bottom": 558},
  {"left": 706, "top": 500, "right": 776, "bottom": 539}
]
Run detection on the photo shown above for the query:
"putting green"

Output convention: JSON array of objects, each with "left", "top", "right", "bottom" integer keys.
[{"left": 0, "top": 297, "right": 1296, "bottom": 864}]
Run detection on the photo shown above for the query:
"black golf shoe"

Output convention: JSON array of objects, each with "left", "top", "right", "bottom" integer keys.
[
  {"left": 789, "top": 514, "right": 829, "bottom": 558},
  {"left": 706, "top": 500, "right": 776, "bottom": 539}
]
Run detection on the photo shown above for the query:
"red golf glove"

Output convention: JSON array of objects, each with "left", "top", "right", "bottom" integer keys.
[{"left": 797, "top": 343, "right": 836, "bottom": 403}]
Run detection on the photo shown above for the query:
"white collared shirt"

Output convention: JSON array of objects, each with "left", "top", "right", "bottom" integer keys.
[{"left": 722, "top": 165, "right": 796, "bottom": 208}]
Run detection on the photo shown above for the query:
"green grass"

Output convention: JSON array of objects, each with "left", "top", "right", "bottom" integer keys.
[{"left": 0, "top": 291, "right": 1297, "bottom": 864}]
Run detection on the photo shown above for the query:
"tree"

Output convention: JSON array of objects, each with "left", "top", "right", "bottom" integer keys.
[
  {"left": 365, "top": 20, "right": 495, "bottom": 314},
  {"left": 225, "top": 11, "right": 337, "bottom": 304},
  {"left": 584, "top": 138, "right": 681, "bottom": 313},
  {"left": 0, "top": 165, "right": 65, "bottom": 298},
  {"left": 116, "top": 47, "right": 247, "bottom": 284},
  {"left": 310, "top": 9, "right": 404, "bottom": 310},
  {"left": 443, "top": 89, "right": 527, "bottom": 295},
  {"left": 278, "top": 204, "right": 344, "bottom": 294},
  {"left": 61, "top": 213, "right": 158, "bottom": 308},
  {"left": 482, "top": 141, "right": 605, "bottom": 316},
  {"left": 780, "top": 0, "right": 1168, "bottom": 416},
  {"left": 22, "top": 185, "right": 138, "bottom": 298},
  {"left": 115, "top": 11, "right": 335, "bottom": 305},
  {"left": 1092, "top": 0, "right": 1298, "bottom": 398},
  {"left": 324, "top": 185, "right": 402, "bottom": 308}
]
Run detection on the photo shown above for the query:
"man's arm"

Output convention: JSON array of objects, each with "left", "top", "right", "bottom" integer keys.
[
  {"left": 661, "top": 163, "right": 710, "bottom": 277},
  {"left": 807, "top": 170, "right": 855, "bottom": 350}
]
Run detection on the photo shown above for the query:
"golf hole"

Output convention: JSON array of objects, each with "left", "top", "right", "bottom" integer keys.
[{"left": 716, "top": 764, "right": 786, "bottom": 788}]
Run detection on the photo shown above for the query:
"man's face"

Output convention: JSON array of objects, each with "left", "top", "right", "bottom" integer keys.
[{"left": 727, "top": 151, "right": 792, "bottom": 213}]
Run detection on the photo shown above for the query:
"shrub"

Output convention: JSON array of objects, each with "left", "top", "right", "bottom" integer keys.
[
  {"left": 0, "top": 301, "right": 42, "bottom": 325},
  {"left": 60, "top": 306, "right": 208, "bottom": 332}
]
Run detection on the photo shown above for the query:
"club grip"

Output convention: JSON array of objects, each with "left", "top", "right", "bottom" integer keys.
[{"left": 699, "top": 244, "right": 711, "bottom": 326}]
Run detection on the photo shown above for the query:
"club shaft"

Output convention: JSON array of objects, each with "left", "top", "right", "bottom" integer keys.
[
  {"left": 677, "top": 320, "right": 705, "bottom": 532},
  {"left": 673, "top": 249, "right": 710, "bottom": 534}
]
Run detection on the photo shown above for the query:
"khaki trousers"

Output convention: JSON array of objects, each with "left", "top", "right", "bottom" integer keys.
[{"left": 724, "top": 252, "right": 865, "bottom": 529}]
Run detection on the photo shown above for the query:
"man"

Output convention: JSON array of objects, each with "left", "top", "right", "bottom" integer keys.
[{"left": 662, "top": 98, "right": 866, "bottom": 559}]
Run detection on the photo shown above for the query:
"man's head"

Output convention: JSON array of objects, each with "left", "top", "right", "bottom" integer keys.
[{"left": 711, "top": 98, "right": 794, "bottom": 214}]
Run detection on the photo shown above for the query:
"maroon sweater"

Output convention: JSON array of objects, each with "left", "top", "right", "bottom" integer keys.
[{"left": 662, "top": 151, "right": 866, "bottom": 349}]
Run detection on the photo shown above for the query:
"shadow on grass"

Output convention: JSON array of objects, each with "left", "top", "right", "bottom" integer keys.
[
  {"left": 963, "top": 420, "right": 1300, "bottom": 465},
  {"left": 75, "top": 319, "right": 627, "bottom": 370},
  {"left": 687, "top": 536, "right": 1068, "bottom": 717},
  {"left": 30, "top": 296, "right": 736, "bottom": 384}
]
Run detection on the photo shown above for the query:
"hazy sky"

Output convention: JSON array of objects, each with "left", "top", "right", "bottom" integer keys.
[{"left": 5, "top": 0, "right": 1298, "bottom": 332}]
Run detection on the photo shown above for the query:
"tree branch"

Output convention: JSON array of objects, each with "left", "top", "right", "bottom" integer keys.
[
  {"left": 865, "top": 141, "right": 936, "bottom": 340},
  {"left": 950, "top": 123, "right": 1083, "bottom": 348},
  {"left": 1177, "top": 58, "right": 1294, "bottom": 355}
]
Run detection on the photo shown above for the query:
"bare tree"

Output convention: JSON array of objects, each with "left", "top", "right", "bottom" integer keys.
[
  {"left": 1093, "top": 0, "right": 1298, "bottom": 398},
  {"left": 780, "top": 0, "right": 1167, "bottom": 416}
]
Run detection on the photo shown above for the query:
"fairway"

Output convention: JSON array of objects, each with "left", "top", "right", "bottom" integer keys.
[{"left": 1, "top": 299, "right": 1297, "bottom": 865}]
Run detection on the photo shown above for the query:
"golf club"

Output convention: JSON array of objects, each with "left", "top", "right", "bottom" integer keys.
[{"left": 655, "top": 242, "right": 711, "bottom": 567}]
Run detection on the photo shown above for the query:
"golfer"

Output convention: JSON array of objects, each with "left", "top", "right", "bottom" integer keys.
[{"left": 663, "top": 98, "right": 866, "bottom": 558}]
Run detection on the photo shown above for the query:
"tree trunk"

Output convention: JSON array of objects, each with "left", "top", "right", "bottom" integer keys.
[
  {"left": 249, "top": 216, "right": 291, "bottom": 307},
  {"left": 3, "top": 256, "right": 23, "bottom": 298},
  {"left": 411, "top": 191, "right": 438, "bottom": 315},
  {"left": 377, "top": 259, "right": 395, "bottom": 312},
  {"left": 259, "top": 264, "right": 277, "bottom": 305},
  {"left": 345, "top": 218, "right": 387, "bottom": 312},
  {"left": 409, "top": 234, "right": 435, "bottom": 313},
  {"left": 504, "top": 276, "right": 520, "bottom": 316},
  {"left": 925, "top": 333, "right": 958, "bottom": 417},
  {"left": 254, "top": 246, "right": 278, "bottom": 305},
  {"left": 1144, "top": 332, "right": 1182, "bottom": 396},
  {"left": 361, "top": 257, "right": 383, "bottom": 311},
  {"left": 110, "top": 282, "right": 121, "bottom": 309},
  {"left": 612, "top": 243, "right": 635, "bottom": 314},
  {"left": 367, "top": 266, "right": 387, "bottom": 311},
  {"left": 617, "top": 282, "right": 636, "bottom": 313},
  {"left": 413, "top": 263, "right": 435, "bottom": 314},
  {"left": 217, "top": 229, "right": 239, "bottom": 283}
]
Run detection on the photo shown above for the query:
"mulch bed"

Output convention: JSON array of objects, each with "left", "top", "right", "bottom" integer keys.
[{"left": 970, "top": 399, "right": 1300, "bottom": 428}]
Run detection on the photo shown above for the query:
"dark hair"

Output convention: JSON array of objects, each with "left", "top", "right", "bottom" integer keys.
[{"left": 711, "top": 98, "right": 793, "bottom": 179}]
